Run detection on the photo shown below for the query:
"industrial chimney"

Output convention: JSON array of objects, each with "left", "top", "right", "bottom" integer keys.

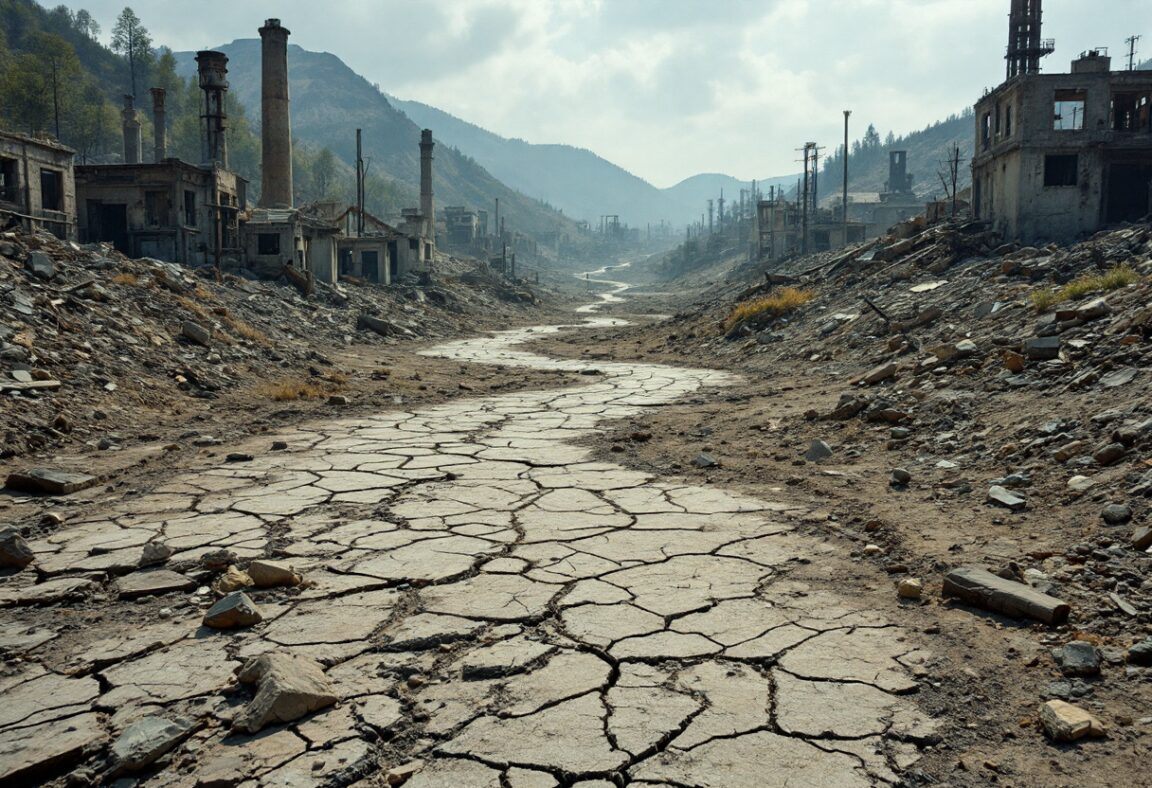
[
  {"left": 150, "top": 87, "right": 167, "bottom": 162},
  {"left": 419, "top": 129, "right": 434, "bottom": 241},
  {"left": 259, "top": 18, "right": 293, "bottom": 208},
  {"left": 1006, "top": 0, "right": 1054, "bottom": 79},
  {"left": 121, "top": 95, "right": 141, "bottom": 165},
  {"left": 195, "top": 51, "right": 230, "bottom": 168}
]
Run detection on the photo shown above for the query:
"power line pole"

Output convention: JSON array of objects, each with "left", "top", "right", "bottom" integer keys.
[
  {"left": 1126, "top": 35, "right": 1142, "bottom": 70},
  {"left": 842, "top": 110, "right": 851, "bottom": 247},
  {"left": 800, "top": 143, "right": 812, "bottom": 255}
]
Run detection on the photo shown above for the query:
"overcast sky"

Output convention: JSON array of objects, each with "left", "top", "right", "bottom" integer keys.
[{"left": 69, "top": 0, "right": 1145, "bottom": 188}]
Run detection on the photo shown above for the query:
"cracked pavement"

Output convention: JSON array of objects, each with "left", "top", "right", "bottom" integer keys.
[{"left": 0, "top": 282, "right": 938, "bottom": 787}]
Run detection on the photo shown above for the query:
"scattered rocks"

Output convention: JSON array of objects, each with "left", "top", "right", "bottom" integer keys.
[
  {"left": 385, "top": 760, "right": 425, "bottom": 786},
  {"left": 4, "top": 468, "right": 97, "bottom": 495},
  {"left": 1093, "top": 443, "right": 1127, "bottom": 466},
  {"left": 203, "top": 591, "right": 263, "bottom": 629},
  {"left": 247, "top": 559, "right": 302, "bottom": 588},
  {"left": 1132, "top": 526, "right": 1152, "bottom": 551},
  {"left": 1127, "top": 638, "right": 1152, "bottom": 666},
  {"left": 1039, "top": 699, "right": 1106, "bottom": 742},
  {"left": 987, "top": 485, "right": 1026, "bottom": 512},
  {"left": 181, "top": 320, "right": 212, "bottom": 347},
  {"left": 1055, "top": 641, "right": 1102, "bottom": 677},
  {"left": 891, "top": 468, "right": 912, "bottom": 485},
  {"left": 233, "top": 653, "right": 338, "bottom": 734},
  {"left": 943, "top": 566, "right": 1070, "bottom": 624},
  {"left": 327, "top": 394, "right": 349, "bottom": 406},
  {"left": 692, "top": 452, "right": 718, "bottom": 468},
  {"left": 139, "top": 541, "right": 173, "bottom": 567},
  {"left": 0, "top": 528, "right": 35, "bottom": 569},
  {"left": 897, "top": 578, "right": 923, "bottom": 600},
  {"left": 25, "top": 251, "right": 56, "bottom": 280},
  {"left": 1101, "top": 503, "right": 1132, "bottom": 525},
  {"left": 859, "top": 362, "right": 898, "bottom": 385},
  {"left": 212, "top": 565, "right": 253, "bottom": 593},
  {"left": 1024, "top": 336, "right": 1061, "bottom": 360},
  {"left": 803, "top": 440, "right": 833, "bottom": 462}
]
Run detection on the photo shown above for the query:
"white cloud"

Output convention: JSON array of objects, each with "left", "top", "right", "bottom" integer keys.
[{"left": 68, "top": 0, "right": 1144, "bottom": 187}]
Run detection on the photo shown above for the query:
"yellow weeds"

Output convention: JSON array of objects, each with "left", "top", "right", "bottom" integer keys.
[
  {"left": 1031, "top": 265, "right": 1140, "bottom": 312},
  {"left": 724, "top": 287, "right": 816, "bottom": 332}
]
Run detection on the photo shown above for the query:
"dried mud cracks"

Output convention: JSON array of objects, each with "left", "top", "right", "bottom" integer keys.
[{"left": 1, "top": 314, "right": 938, "bottom": 787}]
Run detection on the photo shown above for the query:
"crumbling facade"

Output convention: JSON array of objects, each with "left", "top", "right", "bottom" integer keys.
[
  {"left": 973, "top": 2, "right": 1152, "bottom": 243},
  {"left": 0, "top": 131, "right": 76, "bottom": 241}
]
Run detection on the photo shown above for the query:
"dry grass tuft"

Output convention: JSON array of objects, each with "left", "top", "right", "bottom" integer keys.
[
  {"left": 223, "top": 316, "right": 270, "bottom": 345},
  {"left": 111, "top": 272, "right": 138, "bottom": 286},
  {"left": 1030, "top": 265, "right": 1141, "bottom": 312},
  {"left": 254, "top": 379, "right": 329, "bottom": 401},
  {"left": 724, "top": 287, "right": 816, "bottom": 332}
]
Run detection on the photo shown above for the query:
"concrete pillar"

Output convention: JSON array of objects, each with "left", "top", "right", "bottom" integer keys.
[
  {"left": 259, "top": 19, "right": 293, "bottom": 208},
  {"left": 195, "top": 51, "right": 230, "bottom": 169},
  {"left": 122, "top": 95, "right": 141, "bottom": 165},
  {"left": 150, "top": 87, "right": 167, "bottom": 162},
  {"left": 420, "top": 129, "right": 434, "bottom": 242}
]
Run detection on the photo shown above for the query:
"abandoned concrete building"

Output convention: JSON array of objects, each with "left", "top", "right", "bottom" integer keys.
[
  {"left": 973, "top": 0, "right": 1152, "bottom": 243},
  {"left": 756, "top": 195, "right": 867, "bottom": 260},
  {"left": 75, "top": 57, "right": 246, "bottom": 266},
  {"left": 0, "top": 131, "right": 76, "bottom": 241}
]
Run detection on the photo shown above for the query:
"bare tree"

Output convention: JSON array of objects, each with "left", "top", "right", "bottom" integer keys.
[{"left": 111, "top": 7, "right": 152, "bottom": 98}]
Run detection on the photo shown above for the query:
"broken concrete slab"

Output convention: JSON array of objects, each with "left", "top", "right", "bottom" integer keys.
[
  {"left": 110, "top": 715, "right": 194, "bottom": 773},
  {"left": 0, "top": 528, "right": 35, "bottom": 569},
  {"left": 116, "top": 569, "right": 196, "bottom": 599},
  {"left": 987, "top": 485, "right": 1027, "bottom": 512},
  {"left": 0, "top": 712, "right": 105, "bottom": 784},
  {"left": 4, "top": 468, "right": 98, "bottom": 495},
  {"left": 203, "top": 591, "right": 263, "bottom": 629},
  {"left": 247, "top": 558, "right": 302, "bottom": 588},
  {"left": 234, "top": 653, "right": 338, "bottom": 733},
  {"left": 943, "top": 565, "right": 1070, "bottom": 624}
]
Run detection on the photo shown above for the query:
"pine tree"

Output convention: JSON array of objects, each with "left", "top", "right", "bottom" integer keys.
[{"left": 110, "top": 7, "right": 152, "bottom": 98}]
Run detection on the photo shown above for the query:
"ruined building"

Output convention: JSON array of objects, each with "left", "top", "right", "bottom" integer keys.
[
  {"left": 0, "top": 131, "right": 76, "bottom": 241},
  {"left": 74, "top": 61, "right": 246, "bottom": 266},
  {"left": 973, "top": 0, "right": 1152, "bottom": 243}
]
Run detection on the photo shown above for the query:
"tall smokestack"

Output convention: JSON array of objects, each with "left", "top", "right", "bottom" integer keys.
[
  {"left": 150, "top": 87, "right": 167, "bottom": 162},
  {"left": 1006, "top": 0, "right": 1052, "bottom": 79},
  {"left": 122, "top": 95, "right": 141, "bottom": 164},
  {"left": 420, "top": 129, "right": 434, "bottom": 241},
  {"left": 195, "top": 51, "right": 229, "bottom": 168},
  {"left": 259, "top": 18, "right": 293, "bottom": 208}
]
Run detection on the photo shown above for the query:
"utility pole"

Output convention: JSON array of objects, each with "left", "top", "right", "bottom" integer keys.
[
  {"left": 800, "top": 144, "right": 811, "bottom": 256},
  {"left": 1126, "top": 35, "right": 1141, "bottom": 70},
  {"left": 355, "top": 129, "right": 364, "bottom": 237},
  {"left": 843, "top": 110, "right": 851, "bottom": 246}
]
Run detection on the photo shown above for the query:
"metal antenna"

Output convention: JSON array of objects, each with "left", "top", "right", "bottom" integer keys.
[{"left": 1126, "top": 35, "right": 1142, "bottom": 70}]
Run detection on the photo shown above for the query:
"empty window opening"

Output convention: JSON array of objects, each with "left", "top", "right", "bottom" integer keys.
[
  {"left": 1106, "top": 162, "right": 1152, "bottom": 223},
  {"left": 408, "top": 237, "right": 419, "bottom": 251},
  {"left": 184, "top": 190, "right": 196, "bottom": 226},
  {"left": 1044, "top": 154, "right": 1079, "bottom": 186},
  {"left": 1005, "top": 105, "right": 1013, "bottom": 137},
  {"left": 981, "top": 113, "right": 993, "bottom": 149},
  {"left": 40, "top": 168, "right": 63, "bottom": 211},
  {"left": 1054, "top": 89, "right": 1087, "bottom": 130},
  {"left": 0, "top": 157, "right": 18, "bottom": 203},
  {"left": 144, "top": 190, "right": 170, "bottom": 226},
  {"left": 257, "top": 232, "right": 280, "bottom": 255},
  {"left": 1112, "top": 92, "right": 1152, "bottom": 132}
]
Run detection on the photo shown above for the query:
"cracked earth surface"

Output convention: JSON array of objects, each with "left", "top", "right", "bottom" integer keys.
[{"left": 0, "top": 276, "right": 938, "bottom": 786}]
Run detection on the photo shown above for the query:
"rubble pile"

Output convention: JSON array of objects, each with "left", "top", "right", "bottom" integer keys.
[{"left": 0, "top": 228, "right": 558, "bottom": 457}]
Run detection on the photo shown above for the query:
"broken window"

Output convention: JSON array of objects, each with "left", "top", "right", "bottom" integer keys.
[
  {"left": 1044, "top": 154, "right": 1079, "bottom": 186},
  {"left": 1053, "top": 89, "right": 1086, "bottom": 130},
  {"left": 40, "top": 168, "right": 63, "bottom": 211},
  {"left": 184, "top": 190, "right": 196, "bottom": 226},
  {"left": 144, "top": 190, "right": 170, "bottom": 226},
  {"left": 981, "top": 113, "right": 992, "bottom": 149},
  {"left": 408, "top": 238, "right": 419, "bottom": 251},
  {"left": 1005, "top": 105, "right": 1013, "bottom": 137},
  {"left": 1112, "top": 92, "right": 1152, "bottom": 132},
  {"left": 257, "top": 233, "right": 280, "bottom": 255},
  {"left": 0, "top": 157, "right": 18, "bottom": 203}
]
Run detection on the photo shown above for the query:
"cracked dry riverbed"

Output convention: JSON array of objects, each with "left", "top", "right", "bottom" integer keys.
[{"left": 0, "top": 283, "right": 940, "bottom": 787}]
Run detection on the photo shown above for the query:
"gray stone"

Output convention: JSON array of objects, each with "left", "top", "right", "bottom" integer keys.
[
  {"left": 5, "top": 468, "right": 97, "bottom": 495},
  {"left": 234, "top": 653, "right": 338, "bottom": 733},
  {"left": 692, "top": 452, "right": 718, "bottom": 468},
  {"left": 139, "top": 540, "right": 173, "bottom": 567},
  {"left": 804, "top": 440, "right": 833, "bottom": 462},
  {"left": 1100, "top": 367, "right": 1137, "bottom": 388},
  {"left": 1127, "top": 638, "right": 1152, "bottom": 666},
  {"left": 1132, "top": 526, "right": 1152, "bottom": 551},
  {"left": 203, "top": 591, "right": 263, "bottom": 629},
  {"left": 987, "top": 485, "right": 1026, "bottom": 512},
  {"left": 1024, "top": 336, "right": 1061, "bottom": 360},
  {"left": 954, "top": 339, "right": 978, "bottom": 357},
  {"left": 116, "top": 569, "right": 195, "bottom": 599},
  {"left": 1094, "top": 443, "right": 1127, "bottom": 466},
  {"left": 1056, "top": 641, "right": 1101, "bottom": 677},
  {"left": 1039, "top": 699, "right": 1106, "bottom": 742},
  {"left": 111, "top": 716, "right": 193, "bottom": 773},
  {"left": 25, "top": 251, "right": 55, "bottom": 280},
  {"left": 1101, "top": 503, "right": 1132, "bottom": 526},
  {"left": 181, "top": 320, "right": 211, "bottom": 347},
  {"left": 0, "top": 712, "right": 105, "bottom": 784},
  {"left": 861, "top": 362, "right": 898, "bottom": 385},
  {"left": 0, "top": 528, "right": 34, "bottom": 569},
  {"left": 1076, "top": 297, "right": 1111, "bottom": 321},
  {"left": 891, "top": 468, "right": 912, "bottom": 485}
]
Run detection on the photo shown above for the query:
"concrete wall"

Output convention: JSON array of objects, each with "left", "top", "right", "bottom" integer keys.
[
  {"left": 0, "top": 133, "right": 76, "bottom": 240},
  {"left": 310, "top": 235, "right": 337, "bottom": 284}
]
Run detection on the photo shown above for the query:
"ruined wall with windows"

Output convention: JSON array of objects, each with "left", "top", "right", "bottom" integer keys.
[
  {"left": 973, "top": 52, "right": 1152, "bottom": 244},
  {"left": 0, "top": 132, "right": 76, "bottom": 241}
]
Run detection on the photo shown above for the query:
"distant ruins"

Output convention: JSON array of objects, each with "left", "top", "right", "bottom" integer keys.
[{"left": 973, "top": 0, "right": 1152, "bottom": 243}]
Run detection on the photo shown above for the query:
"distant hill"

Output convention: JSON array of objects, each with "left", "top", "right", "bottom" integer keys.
[
  {"left": 663, "top": 172, "right": 798, "bottom": 219},
  {"left": 388, "top": 97, "right": 686, "bottom": 228},
  {"left": 175, "top": 41, "right": 581, "bottom": 241}
]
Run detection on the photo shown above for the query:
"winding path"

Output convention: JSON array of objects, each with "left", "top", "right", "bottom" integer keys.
[{"left": 0, "top": 279, "right": 935, "bottom": 786}]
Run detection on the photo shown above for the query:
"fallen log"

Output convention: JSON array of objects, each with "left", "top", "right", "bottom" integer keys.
[{"left": 943, "top": 565, "right": 1070, "bottom": 624}]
